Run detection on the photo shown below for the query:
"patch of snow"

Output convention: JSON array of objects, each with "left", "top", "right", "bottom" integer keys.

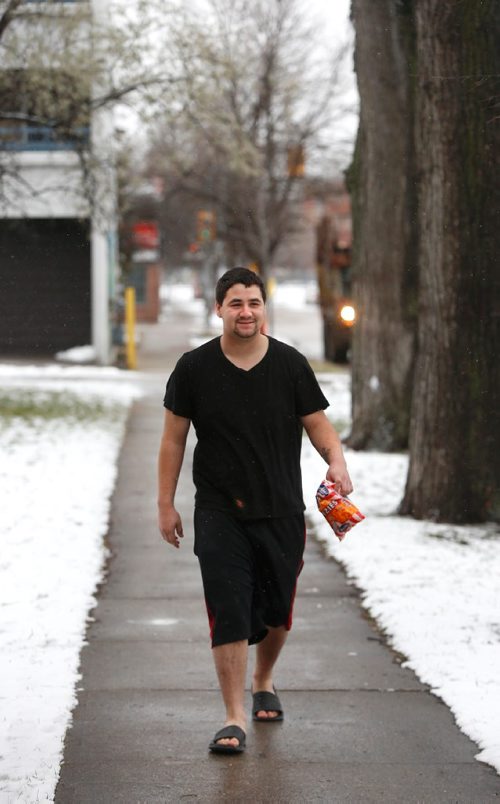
[
  {"left": 0, "top": 363, "right": 132, "bottom": 381},
  {"left": 273, "top": 281, "right": 310, "bottom": 309},
  {"left": 55, "top": 345, "right": 97, "bottom": 363},
  {"left": 302, "top": 377, "right": 500, "bottom": 776},
  {"left": 0, "top": 375, "right": 141, "bottom": 802},
  {"left": 1, "top": 285, "right": 499, "bottom": 799}
]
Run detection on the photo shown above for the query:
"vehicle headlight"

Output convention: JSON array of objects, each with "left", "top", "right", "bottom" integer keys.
[{"left": 340, "top": 305, "right": 356, "bottom": 325}]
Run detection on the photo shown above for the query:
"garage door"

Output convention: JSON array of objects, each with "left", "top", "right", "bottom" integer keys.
[{"left": 0, "top": 218, "right": 91, "bottom": 354}]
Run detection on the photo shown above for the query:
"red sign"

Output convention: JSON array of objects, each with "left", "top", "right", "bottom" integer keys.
[{"left": 132, "top": 221, "right": 160, "bottom": 249}]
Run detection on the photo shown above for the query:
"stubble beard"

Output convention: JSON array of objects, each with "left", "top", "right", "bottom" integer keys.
[{"left": 234, "top": 320, "right": 259, "bottom": 339}]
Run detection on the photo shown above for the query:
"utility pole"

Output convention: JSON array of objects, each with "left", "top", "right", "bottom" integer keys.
[{"left": 196, "top": 210, "right": 217, "bottom": 330}]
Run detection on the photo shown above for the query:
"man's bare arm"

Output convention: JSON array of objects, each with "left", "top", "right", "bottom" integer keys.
[
  {"left": 301, "top": 409, "right": 353, "bottom": 495},
  {"left": 157, "top": 409, "right": 191, "bottom": 548}
]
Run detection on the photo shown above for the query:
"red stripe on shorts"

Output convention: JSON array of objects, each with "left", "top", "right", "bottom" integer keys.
[
  {"left": 286, "top": 524, "right": 307, "bottom": 630},
  {"left": 205, "top": 599, "right": 215, "bottom": 642}
]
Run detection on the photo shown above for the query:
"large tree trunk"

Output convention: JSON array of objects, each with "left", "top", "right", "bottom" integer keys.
[
  {"left": 400, "top": 1, "right": 500, "bottom": 522},
  {"left": 347, "top": 0, "right": 418, "bottom": 451}
]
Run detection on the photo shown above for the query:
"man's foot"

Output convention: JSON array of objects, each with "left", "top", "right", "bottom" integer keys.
[
  {"left": 209, "top": 724, "right": 246, "bottom": 754},
  {"left": 251, "top": 687, "right": 284, "bottom": 722}
]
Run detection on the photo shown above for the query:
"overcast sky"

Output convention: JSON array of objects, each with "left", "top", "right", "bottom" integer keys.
[{"left": 307, "top": 0, "right": 353, "bottom": 43}]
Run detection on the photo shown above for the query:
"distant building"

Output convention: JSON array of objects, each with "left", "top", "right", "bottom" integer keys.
[
  {"left": 120, "top": 184, "right": 164, "bottom": 325},
  {"left": 0, "top": 0, "right": 119, "bottom": 363}
]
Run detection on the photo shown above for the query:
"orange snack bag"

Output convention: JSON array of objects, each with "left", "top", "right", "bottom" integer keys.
[{"left": 316, "top": 479, "right": 365, "bottom": 541}]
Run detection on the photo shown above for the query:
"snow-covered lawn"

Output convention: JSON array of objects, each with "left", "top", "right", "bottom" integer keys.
[
  {"left": 303, "top": 371, "right": 500, "bottom": 776},
  {"left": 0, "top": 333, "right": 498, "bottom": 801},
  {"left": 0, "top": 367, "right": 141, "bottom": 803}
]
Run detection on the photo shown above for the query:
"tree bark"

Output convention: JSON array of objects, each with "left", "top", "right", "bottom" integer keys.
[
  {"left": 347, "top": 0, "right": 418, "bottom": 451},
  {"left": 400, "top": 0, "right": 500, "bottom": 522}
]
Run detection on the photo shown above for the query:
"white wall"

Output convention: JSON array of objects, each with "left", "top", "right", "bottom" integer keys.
[{"left": 0, "top": 152, "right": 88, "bottom": 218}]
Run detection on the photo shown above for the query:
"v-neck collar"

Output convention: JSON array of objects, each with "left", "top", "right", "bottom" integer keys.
[{"left": 218, "top": 335, "right": 271, "bottom": 373}]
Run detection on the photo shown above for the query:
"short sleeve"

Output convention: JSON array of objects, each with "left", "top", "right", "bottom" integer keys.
[
  {"left": 294, "top": 354, "right": 329, "bottom": 417},
  {"left": 163, "top": 355, "right": 193, "bottom": 419}
]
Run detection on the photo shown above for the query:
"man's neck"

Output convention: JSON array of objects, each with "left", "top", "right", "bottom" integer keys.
[
  {"left": 220, "top": 332, "right": 269, "bottom": 369},
  {"left": 221, "top": 331, "right": 267, "bottom": 354}
]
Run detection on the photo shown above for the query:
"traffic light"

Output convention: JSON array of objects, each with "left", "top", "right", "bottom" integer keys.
[{"left": 196, "top": 210, "right": 216, "bottom": 242}]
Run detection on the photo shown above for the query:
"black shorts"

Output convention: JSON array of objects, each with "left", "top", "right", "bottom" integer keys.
[{"left": 194, "top": 508, "right": 306, "bottom": 648}]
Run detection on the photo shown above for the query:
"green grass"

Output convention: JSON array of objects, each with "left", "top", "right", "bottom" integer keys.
[{"left": 0, "top": 389, "right": 122, "bottom": 425}]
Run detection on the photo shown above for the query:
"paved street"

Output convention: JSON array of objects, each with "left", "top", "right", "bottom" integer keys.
[{"left": 55, "top": 299, "right": 500, "bottom": 803}]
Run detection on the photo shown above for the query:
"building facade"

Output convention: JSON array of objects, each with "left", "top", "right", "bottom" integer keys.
[{"left": 0, "top": 0, "right": 118, "bottom": 363}]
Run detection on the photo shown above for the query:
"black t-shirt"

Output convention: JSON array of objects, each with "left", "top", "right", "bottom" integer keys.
[{"left": 163, "top": 336, "right": 329, "bottom": 519}]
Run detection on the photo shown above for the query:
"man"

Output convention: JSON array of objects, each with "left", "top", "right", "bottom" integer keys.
[{"left": 158, "top": 267, "right": 352, "bottom": 755}]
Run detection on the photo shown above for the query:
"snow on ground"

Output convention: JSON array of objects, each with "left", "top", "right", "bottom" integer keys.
[
  {"left": 272, "top": 280, "right": 317, "bottom": 309},
  {"left": 303, "top": 371, "right": 500, "bottom": 775},
  {"left": 0, "top": 363, "right": 129, "bottom": 382},
  {"left": 1, "top": 281, "right": 499, "bottom": 802},
  {"left": 160, "top": 280, "right": 205, "bottom": 317},
  {"left": 0, "top": 367, "right": 141, "bottom": 803},
  {"left": 54, "top": 345, "right": 97, "bottom": 363}
]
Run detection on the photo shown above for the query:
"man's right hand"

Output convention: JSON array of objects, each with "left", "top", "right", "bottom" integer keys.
[{"left": 158, "top": 504, "right": 184, "bottom": 549}]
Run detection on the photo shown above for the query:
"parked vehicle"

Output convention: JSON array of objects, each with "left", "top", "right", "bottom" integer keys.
[{"left": 316, "top": 193, "right": 356, "bottom": 363}]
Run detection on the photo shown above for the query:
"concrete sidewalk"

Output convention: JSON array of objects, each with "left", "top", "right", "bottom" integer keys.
[{"left": 55, "top": 317, "right": 500, "bottom": 803}]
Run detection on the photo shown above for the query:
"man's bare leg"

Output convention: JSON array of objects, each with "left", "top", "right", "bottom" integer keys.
[
  {"left": 252, "top": 625, "right": 288, "bottom": 719},
  {"left": 212, "top": 639, "right": 248, "bottom": 747}
]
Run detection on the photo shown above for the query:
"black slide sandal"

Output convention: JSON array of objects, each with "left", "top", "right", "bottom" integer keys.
[
  {"left": 209, "top": 725, "right": 246, "bottom": 754},
  {"left": 252, "top": 689, "right": 284, "bottom": 722}
]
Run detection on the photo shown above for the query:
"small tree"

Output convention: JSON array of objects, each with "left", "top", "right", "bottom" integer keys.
[
  {"left": 145, "top": 0, "right": 354, "bottom": 280},
  {"left": 0, "top": 0, "right": 173, "bottom": 210}
]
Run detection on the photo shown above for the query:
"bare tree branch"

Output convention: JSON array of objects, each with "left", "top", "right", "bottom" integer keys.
[
  {"left": 141, "top": 0, "right": 354, "bottom": 275},
  {"left": 0, "top": 0, "right": 23, "bottom": 40}
]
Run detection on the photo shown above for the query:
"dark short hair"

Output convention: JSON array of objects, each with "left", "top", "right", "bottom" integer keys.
[{"left": 215, "top": 267, "right": 266, "bottom": 305}]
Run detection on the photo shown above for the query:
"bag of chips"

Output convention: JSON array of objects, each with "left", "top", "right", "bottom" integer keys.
[{"left": 316, "top": 478, "right": 365, "bottom": 541}]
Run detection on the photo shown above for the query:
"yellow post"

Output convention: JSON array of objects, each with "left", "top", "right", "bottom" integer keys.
[
  {"left": 124, "top": 286, "right": 137, "bottom": 370},
  {"left": 267, "top": 276, "right": 277, "bottom": 299}
]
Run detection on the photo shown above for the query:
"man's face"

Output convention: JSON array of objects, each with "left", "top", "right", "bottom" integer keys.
[{"left": 216, "top": 283, "right": 266, "bottom": 339}]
